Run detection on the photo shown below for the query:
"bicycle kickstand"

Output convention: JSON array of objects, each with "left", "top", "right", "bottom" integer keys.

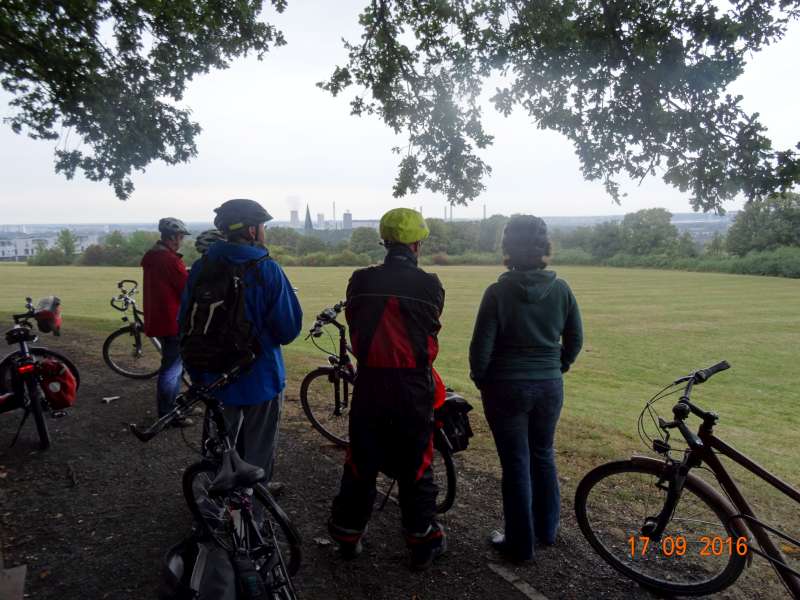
[
  {"left": 9, "top": 408, "right": 30, "bottom": 448},
  {"left": 377, "top": 479, "right": 397, "bottom": 511}
]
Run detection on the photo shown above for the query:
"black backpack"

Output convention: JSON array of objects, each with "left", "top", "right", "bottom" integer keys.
[{"left": 180, "top": 255, "right": 269, "bottom": 372}]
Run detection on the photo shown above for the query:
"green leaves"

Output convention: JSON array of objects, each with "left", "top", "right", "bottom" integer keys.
[
  {"left": 0, "top": 0, "right": 287, "bottom": 199},
  {"left": 322, "top": 0, "right": 800, "bottom": 211}
]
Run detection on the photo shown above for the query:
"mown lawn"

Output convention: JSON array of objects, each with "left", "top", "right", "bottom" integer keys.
[{"left": 2, "top": 263, "right": 799, "bottom": 516}]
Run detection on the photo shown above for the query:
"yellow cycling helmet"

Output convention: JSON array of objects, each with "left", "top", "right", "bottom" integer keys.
[{"left": 379, "top": 208, "right": 430, "bottom": 244}]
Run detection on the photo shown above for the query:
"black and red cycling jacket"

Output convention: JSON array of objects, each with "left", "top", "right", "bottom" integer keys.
[{"left": 345, "top": 246, "right": 445, "bottom": 373}]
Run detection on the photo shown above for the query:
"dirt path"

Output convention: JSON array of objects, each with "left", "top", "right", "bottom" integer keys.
[{"left": 0, "top": 332, "right": 770, "bottom": 599}]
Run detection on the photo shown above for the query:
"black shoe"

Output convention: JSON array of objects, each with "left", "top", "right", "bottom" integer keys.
[
  {"left": 337, "top": 539, "right": 363, "bottom": 560},
  {"left": 488, "top": 530, "right": 533, "bottom": 564},
  {"left": 328, "top": 519, "right": 365, "bottom": 560},
  {"left": 266, "top": 481, "right": 285, "bottom": 497},
  {"left": 410, "top": 531, "right": 447, "bottom": 571}
]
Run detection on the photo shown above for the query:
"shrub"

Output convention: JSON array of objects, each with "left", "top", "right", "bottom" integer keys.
[
  {"left": 28, "top": 248, "right": 71, "bottom": 266},
  {"left": 551, "top": 248, "right": 596, "bottom": 266}
]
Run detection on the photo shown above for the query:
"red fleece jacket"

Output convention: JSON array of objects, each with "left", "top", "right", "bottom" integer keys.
[{"left": 140, "top": 242, "right": 188, "bottom": 338}]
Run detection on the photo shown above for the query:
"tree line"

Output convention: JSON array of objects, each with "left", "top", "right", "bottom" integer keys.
[{"left": 27, "top": 194, "right": 800, "bottom": 278}]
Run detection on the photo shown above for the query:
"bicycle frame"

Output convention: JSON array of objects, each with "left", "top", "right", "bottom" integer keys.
[
  {"left": 693, "top": 429, "right": 800, "bottom": 597},
  {"left": 130, "top": 355, "right": 298, "bottom": 596},
  {"left": 654, "top": 411, "right": 800, "bottom": 597}
]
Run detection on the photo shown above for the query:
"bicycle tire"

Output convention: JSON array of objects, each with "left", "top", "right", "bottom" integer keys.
[
  {"left": 376, "top": 445, "right": 457, "bottom": 515},
  {"left": 27, "top": 379, "right": 51, "bottom": 450},
  {"left": 182, "top": 462, "right": 302, "bottom": 577},
  {"left": 433, "top": 444, "right": 457, "bottom": 514},
  {"left": 102, "top": 326, "right": 161, "bottom": 379},
  {"left": 300, "top": 367, "right": 351, "bottom": 447},
  {"left": 0, "top": 348, "right": 80, "bottom": 393},
  {"left": 574, "top": 459, "right": 748, "bottom": 596}
]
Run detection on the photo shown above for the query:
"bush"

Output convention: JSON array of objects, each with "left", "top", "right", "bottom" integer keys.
[
  {"left": 28, "top": 248, "right": 71, "bottom": 265},
  {"left": 550, "top": 248, "right": 596, "bottom": 266}
]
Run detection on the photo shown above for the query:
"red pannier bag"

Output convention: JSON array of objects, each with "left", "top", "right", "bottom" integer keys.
[
  {"left": 34, "top": 296, "right": 62, "bottom": 336},
  {"left": 37, "top": 358, "right": 77, "bottom": 409}
]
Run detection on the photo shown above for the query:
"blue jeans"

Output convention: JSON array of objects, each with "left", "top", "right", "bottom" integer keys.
[
  {"left": 156, "top": 336, "right": 183, "bottom": 417},
  {"left": 482, "top": 378, "right": 564, "bottom": 559}
]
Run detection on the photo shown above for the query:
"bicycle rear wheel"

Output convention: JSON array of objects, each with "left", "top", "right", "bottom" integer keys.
[
  {"left": 183, "top": 462, "right": 302, "bottom": 577},
  {"left": 377, "top": 445, "right": 457, "bottom": 514},
  {"left": 433, "top": 444, "right": 456, "bottom": 514},
  {"left": 574, "top": 459, "right": 747, "bottom": 596},
  {"left": 102, "top": 326, "right": 161, "bottom": 379},
  {"left": 0, "top": 348, "right": 80, "bottom": 393},
  {"left": 300, "top": 367, "right": 351, "bottom": 447}
]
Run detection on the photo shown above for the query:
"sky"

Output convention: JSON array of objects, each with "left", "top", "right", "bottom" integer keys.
[{"left": 1, "top": 2, "right": 799, "bottom": 224}]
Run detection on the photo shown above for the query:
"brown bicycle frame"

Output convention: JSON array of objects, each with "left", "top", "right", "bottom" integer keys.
[{"left": 695, "top": 425, "right": 800, "bottom": 598}]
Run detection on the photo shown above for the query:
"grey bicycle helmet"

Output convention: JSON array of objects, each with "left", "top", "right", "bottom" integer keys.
[
  {"left": 158, "top": 217, "right": 190, "bottom": 236},
  {"left": 194, "top": 229, "right": 226, "bottom": 254},
  {"left": 213, "top": 199, "right": 273, "bottom": 233}
]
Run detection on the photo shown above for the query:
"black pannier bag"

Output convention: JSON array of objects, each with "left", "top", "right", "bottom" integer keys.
[{"left": 434, "top": 390, "right": 474, "bottom": 453}]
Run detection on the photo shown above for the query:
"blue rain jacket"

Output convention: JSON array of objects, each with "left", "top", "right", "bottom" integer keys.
[{"left": 179, "top": 241, "right": 302, "bottom": 406}]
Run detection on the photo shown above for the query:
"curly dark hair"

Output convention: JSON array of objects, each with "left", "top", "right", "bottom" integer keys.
[{"left": 501, "top": 215, "right": 551, "bottom": 270}]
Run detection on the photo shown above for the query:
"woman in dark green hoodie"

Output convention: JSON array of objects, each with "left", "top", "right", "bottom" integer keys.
[{"left": 469, "top": 215, "right": 583, "bottom": 562}]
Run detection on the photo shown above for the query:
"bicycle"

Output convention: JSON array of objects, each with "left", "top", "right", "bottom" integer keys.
[
  {"left": 299, "top": 301, "right": 457, "bottom": 514},
  {"left": 574, "top": 360, "right": 800, "bottom": 598},
  {"left": 102, "top": 279, "right": 162, "bottom": 379},
  {"left": 1, "top": 297, "right": 80, "bottom": 450},
  {"left": 130, "top": 354, "right": 301, "bottom": 599}
]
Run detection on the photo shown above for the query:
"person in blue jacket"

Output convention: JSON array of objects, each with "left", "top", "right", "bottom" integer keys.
[{"left": 179, "top": 199, "right": 302, "bottom": 490}]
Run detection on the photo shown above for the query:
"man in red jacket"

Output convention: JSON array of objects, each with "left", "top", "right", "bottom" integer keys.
[{"left": 141, "top": 217, "right": 190, "bottom": 424}]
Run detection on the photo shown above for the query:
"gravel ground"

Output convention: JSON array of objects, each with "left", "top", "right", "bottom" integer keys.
[{"left": 0, "top": 333, "right": 779, "bottom": 599}]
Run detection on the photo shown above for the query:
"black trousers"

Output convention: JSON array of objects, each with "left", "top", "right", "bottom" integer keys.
[{"left": 330, "top": 370, "right": 438, "bottom": 538}]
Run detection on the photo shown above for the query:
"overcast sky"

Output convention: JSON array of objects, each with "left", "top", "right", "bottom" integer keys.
[{"left": 1, "top": 2, "right": 799, "bottom": 224}]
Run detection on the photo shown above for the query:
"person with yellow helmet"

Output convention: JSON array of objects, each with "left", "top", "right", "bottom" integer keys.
[{"left": 328, "top": 208, "right": 448, "bottom": 570}]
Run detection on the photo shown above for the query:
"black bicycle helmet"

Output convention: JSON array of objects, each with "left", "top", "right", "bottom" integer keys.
[
  {"left": 194, "top": 229, "right": 226, "bottom": 254},
  {"left": 213, "top": 199, "right": 273, "bottom": 233},
  {"left": 158, "top": 217, "right": 190, "bottom": 236}
]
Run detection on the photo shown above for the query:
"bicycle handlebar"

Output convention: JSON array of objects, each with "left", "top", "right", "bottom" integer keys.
[
  {"left": 693, "top": 360, "right": 730, "bottom": 383},
  {"left": 129, "top": 352, "right": 256, "bottom": 442},
  {"left": 306, "top": 300, "right": 347, "bottom": 339},
  {"left": 117, "top": 279, "right": 138, "bottom": 292},
  {"left": 110, "top": 296, "right": 130, "bottom": 312}
]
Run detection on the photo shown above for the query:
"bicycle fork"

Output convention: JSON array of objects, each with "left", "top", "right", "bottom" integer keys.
[{"left": 640, "top": 462, "right": 690, "bottom": 541}]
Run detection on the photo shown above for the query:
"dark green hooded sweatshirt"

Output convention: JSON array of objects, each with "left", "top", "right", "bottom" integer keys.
[{"left": 468, "top": 269, "right": 583, "bottom": 385}]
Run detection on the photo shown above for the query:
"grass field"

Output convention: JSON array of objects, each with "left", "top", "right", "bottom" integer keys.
[{"left": 2, "top": 263, "right": 799, "bottom": 516}]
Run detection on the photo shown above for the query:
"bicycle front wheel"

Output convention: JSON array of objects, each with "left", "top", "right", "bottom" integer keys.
[
  {"left": 575, "top": 459, "right": 747, "bottom": 596},
  {"left": 300, "top": 367, "right": 351, "bottom": 447},
  {"left": 183, "top": 462, "right": 302, "bottom": 577},
  {"left": 102, "top": 326, "right": 161, "bottom": 379}
]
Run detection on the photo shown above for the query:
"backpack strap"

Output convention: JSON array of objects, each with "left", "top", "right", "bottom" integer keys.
[{"left": 242, "top": 254, "right": 271, "bottom": 286}]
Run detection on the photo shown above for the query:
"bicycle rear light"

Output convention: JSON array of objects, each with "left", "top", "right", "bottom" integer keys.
[{"left": 17, "top": 363, "right": 35, "bottom": 375}]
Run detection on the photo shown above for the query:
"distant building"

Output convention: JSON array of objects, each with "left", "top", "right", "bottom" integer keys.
[
  {"left": 304, "top": 205, "right": 314, "bottom": 231},
  {"left": 343, "top": 211, "right": 353, "bottom": 230},
  {"left": 317, "top": 213, "right": 325, "bottom": 229},
  {"left": 0, "top": 232, "right": 99, "bottom": 261},
  {"left": 290, "top": 210, "right": 300, "bottom": 228}
]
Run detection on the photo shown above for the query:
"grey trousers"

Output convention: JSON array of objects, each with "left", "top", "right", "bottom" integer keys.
[{"left": 221, "top": 393, "right": 283, "bottom": 481}]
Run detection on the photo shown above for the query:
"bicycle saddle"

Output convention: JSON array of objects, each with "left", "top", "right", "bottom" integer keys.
[{"left": 209, "top": 448, "right": 266, "bottom": 496}]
